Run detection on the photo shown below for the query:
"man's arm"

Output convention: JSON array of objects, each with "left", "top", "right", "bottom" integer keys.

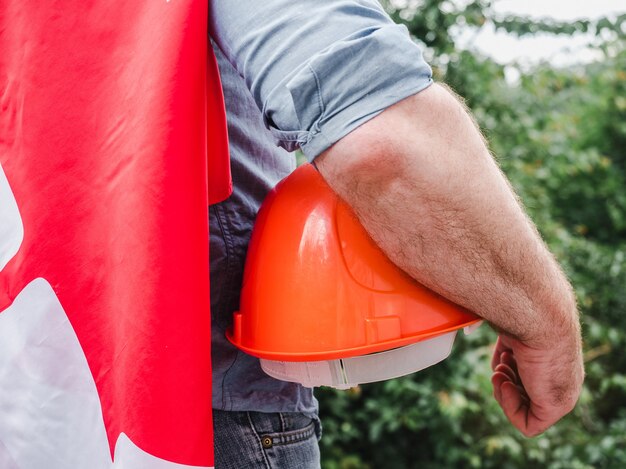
[{"left": 315, "top": 83, "right": 584, "bottom": 437}]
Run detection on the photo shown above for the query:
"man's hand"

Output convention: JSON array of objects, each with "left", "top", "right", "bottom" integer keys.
[
  {"left": 315, "top": 83, "right": 584, "bottom": 436},
  {"left": 491, "top": 332, "right": 584, "bottom": 437}
]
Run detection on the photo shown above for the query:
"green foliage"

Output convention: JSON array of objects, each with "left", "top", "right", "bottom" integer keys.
[{"left": 319, "top": 1, "right": 626, "bottom": 468}]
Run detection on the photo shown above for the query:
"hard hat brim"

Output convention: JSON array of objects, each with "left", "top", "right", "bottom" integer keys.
[{"left": 226, "top": 318, "right": 481, "bottom": 362}]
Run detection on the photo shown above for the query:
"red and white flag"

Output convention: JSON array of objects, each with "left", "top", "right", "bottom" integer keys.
[{"left": 0, "top": 1, "right": 229, "bottom": 467}]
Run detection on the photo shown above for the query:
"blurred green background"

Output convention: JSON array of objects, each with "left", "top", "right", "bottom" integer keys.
[{"left": 316, "top": 1, "right": 626, "bottom": 467}]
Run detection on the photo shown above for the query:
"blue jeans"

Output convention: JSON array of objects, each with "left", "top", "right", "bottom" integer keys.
[{"left": 213, "top": 410, "right": 322, "bottom": 469}]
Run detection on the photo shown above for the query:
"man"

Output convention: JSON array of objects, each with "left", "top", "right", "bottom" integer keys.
[{"left": 208, "top": 1, "right": 584, "bottom": 468}]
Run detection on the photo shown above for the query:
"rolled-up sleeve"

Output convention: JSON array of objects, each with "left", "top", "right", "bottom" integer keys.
[{"left": 209, "top": 0, "right": 432, "bottom": 160}]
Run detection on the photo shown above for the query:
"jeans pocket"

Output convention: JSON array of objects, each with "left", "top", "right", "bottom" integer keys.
[
  {"left": 249, "top": 412, "right": 321, "bottom": 469},
  {"left": 258, "top": 418, "right": 316, "bottom": 448}
]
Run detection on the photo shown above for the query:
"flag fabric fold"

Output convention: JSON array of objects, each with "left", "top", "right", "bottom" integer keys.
[{"left": 0, "top": 1, "right": 229, "bottom": 466}]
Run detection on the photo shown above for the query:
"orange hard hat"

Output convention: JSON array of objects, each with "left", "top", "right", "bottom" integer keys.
[{"left": 227, "top": 163, "right": 481, "bottom": 388}]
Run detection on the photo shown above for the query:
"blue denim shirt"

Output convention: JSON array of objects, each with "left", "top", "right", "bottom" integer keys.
[{"left": 209, "top": 0, "right": 433, "bottom": 414}]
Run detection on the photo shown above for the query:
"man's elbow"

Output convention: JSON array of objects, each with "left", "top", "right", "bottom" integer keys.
[{"left": 315, "top": 82, "right": 485, "bottom": 196}]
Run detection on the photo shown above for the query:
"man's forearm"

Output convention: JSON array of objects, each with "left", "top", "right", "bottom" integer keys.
[
  {"left": 316, "top": 83, "right": 583, "bottom": 435},
  {"left": 315, "top": 83, "right": 579, "bottom": 349}
]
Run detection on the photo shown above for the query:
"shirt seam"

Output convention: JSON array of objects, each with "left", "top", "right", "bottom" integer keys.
[
  {"left": 307, "top": 62, "right": 325, "bottom": 139},
  {"left": 211, "top": 203, "right": 237, "bottom": 411}
]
